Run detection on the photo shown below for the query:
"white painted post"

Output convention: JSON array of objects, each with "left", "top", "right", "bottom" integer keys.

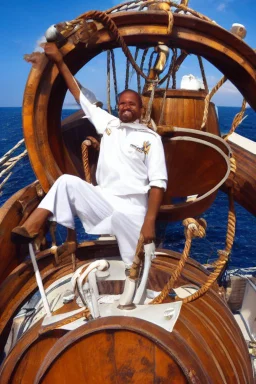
[{"left": 29, "top": 243, "right": 51, "bottom": 317}]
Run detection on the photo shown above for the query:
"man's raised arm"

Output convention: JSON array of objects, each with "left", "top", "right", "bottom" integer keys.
[
  {"left": 42, "top": 43, "right": 116, "bottom": 135},
  {"left": 42, "top": 43, "right": 80, "bottom": 102}
]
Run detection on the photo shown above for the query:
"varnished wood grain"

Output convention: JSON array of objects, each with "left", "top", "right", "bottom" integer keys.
[
  {"left": 223, "top": 141, "right": 256, "bottom": 216},
  {"left": 22, "top": 11, "right": 256, "bottom": 193},
  {"left": 0, "top": 249, "right": 253, "bottom": 383},
  {"left": 0, "top": 182, "right": 41, "bottom": 283},
  {"left": 34, "top": 318, "right": 210, "bottom": 383},
  {"left": 150, "top": 89, "right": 220, "bottom": 135}
]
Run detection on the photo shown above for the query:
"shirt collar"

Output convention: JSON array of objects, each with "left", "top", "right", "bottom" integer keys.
[{"left": 118, "top": 119, "right": 158, "bottom": 136}]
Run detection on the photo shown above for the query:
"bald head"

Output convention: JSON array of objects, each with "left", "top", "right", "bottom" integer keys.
[{"left": 118, "top": 89, "right": 143, "bottom": 107}]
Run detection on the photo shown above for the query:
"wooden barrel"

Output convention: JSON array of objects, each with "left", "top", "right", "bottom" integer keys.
[
  {"left": 148, "top": 89, "right": 220, "bottom": 135},
  {"left": 0, "top": 251, "right": 253, "bottom": 383}
]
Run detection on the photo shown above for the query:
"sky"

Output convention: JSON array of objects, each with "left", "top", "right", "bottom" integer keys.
[{"left": 1, "top": 0, "right": 256, "bottom": 107}]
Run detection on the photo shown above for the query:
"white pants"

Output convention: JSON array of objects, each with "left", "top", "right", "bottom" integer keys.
[{"left": 38, "top": 175, "right": 147, "bottom": 264}]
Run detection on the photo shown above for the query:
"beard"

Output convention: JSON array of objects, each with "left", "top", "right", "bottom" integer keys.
[{"left": 119, "top": 109, "right": 137, "bottom": 123}]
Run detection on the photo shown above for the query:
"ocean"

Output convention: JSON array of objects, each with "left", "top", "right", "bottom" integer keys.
[{"left": 0, "top": 106, "right": 255, "bottom": 270}]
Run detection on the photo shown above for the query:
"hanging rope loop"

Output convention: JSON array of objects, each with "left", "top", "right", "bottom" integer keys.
[
  {"left": 151, "top": 217, "right": 207, "bottom": 305},
  {"left": 151, "top": 181, "right": 236, "bottom": 306},
  {"left": 182, "top": 188, "right": 236, "bottom": 304},
  {"left": 201, "top": 76, "right": 227, "bottom": 129}
]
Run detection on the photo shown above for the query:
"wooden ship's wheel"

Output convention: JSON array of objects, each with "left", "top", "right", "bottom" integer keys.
[
  {"left": 22, "top": 3, "right": 256, "bottom": 191},
  {"left": 1, "top": 1, "right": 256, "bottom": 383}
]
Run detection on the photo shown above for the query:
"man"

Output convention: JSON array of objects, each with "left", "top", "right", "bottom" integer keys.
[{"left": 12, "top": 43, "right": 167, "bottom": 266}]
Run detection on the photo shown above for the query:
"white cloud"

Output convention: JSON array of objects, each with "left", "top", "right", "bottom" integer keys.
[
  {"left": 34, "top": 36, "right": 46, "bottom": 52},
  {"left": 207, "top": 76, "right": 239, "bottom": 95},
  {"left": 217, "top": 3, "right": 226, "bottom": 11},
  {"left": 211, "top": 81, "right": 243, "bottom": 106},
  {"left": 217, "top": 81, "right": 239, "bottom": 95},
  {"left": 216, "top": 0, "right": 233, "bottom": 12}
]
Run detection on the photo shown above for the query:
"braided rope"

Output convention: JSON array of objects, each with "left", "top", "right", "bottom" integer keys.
[
  {"left": 166, "top": 9, "right": 174, "bottom": 35},
  {"left": 151, "top": 218, "right": 207, "bottom": 304},
  {"left": 143, "top": 82, "right": 157, "bottom": 124},
  {"left": 81, "top": 140, "right": 92, "bottom": 183},
  {"left": 171, "top": 48, "right": 178, "bottom": 89},
  {"left": 151, "top": 162, "right": 236, "bottom": 306},
  {"left": 61, "top": 8, "right": 176, "bottom": 86},
  {"left": 197, "top": 56, "right": 208, "bottom": 93},
  {"left": 129, "top": 234, "right": 145, "bottom": 280},
  {"left": 183, "top": 185, "right": 236, "bottom": 304},
  {"left": 224, "top": 166, "right": 236, "bottom": 254},
  {"left": 201, "top": 76, "right": 227, "bottom": 129},
  {"left": 86, "top": 136, "right": 101, "bottom": 151},
  {"left": 183, "top": 250, "right": 229, "bottom": 304},
  {"left": 230, "top": 156, "right": 237, "bottom": 174},
  {"left": 223, "top": 98, "right": 247, "bottom": 141},
  {"left": 79, "top": 11, "right": 160, "bottom": 83}
]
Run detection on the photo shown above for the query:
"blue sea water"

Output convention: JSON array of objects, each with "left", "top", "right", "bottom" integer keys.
[{"left": 0, "top": 106, "right": 255, "bottom": 270}]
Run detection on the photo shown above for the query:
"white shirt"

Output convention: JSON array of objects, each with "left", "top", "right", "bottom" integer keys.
[{"left": 80, "top": 92, "right": 167, "bottom": 196}]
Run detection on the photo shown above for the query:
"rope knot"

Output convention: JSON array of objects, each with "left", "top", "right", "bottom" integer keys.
[
  {"left": 230, "top": 156, "right": 237, "bottom": 174},
  {"left": 183, "top": 218, "right": 207, "bottom": 239},
  {"left": 217, "top": 249, "right": 230, "bottom": 260},
  {"left": 165, "top": 11, "right": 174, "bottom": 35}
]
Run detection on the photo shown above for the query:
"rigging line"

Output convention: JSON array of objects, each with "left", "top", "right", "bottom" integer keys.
[
  {"left": 139, "top": 48, "right": 149, "bottom": 95},
  {"left": 158, "top": 49, "right": 188, "bottom": 86},
  {"left": 197, "top": 56, "right": 209, "bottom": 93},
  {"left": 224, "top": 98, "right": 247, "bottom": 141},
  {"left": 125, "top": 57, "right": 130, "bottom": 90},
  {"left": 158, "top": 48, "right": 177, "bottom": 125},
  {"left": 201, "top": 76, "right": 227, "bottom": 129},
  {"left": 138, "top": 0, "right": 213, "bottom": 22},
  {"left": 172, "top": 48, "right": 178, "bottom": 89},
  {"left": 107, "top": 50, "right": 112, "bottom": 114},
  {"left": 110, "top": 50, "right": 119, "bottom": 107},
  {"left": 134, "top": 47, "right": 141, "bottom": 94},
  {"left": 144, "top": 82, "right": 156, "bottom": 124},
  {"left": 148, "top": 50, "right": 157, "bottom": 77},
  {"left": 128, "top": 47, "right": 140, "bottom": 82},
  {"left": 0, "top": 139, "right": 25, "bottom": 167},
  {"left": 69, "top": 11, "right": 160, "bottom": 84}
]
